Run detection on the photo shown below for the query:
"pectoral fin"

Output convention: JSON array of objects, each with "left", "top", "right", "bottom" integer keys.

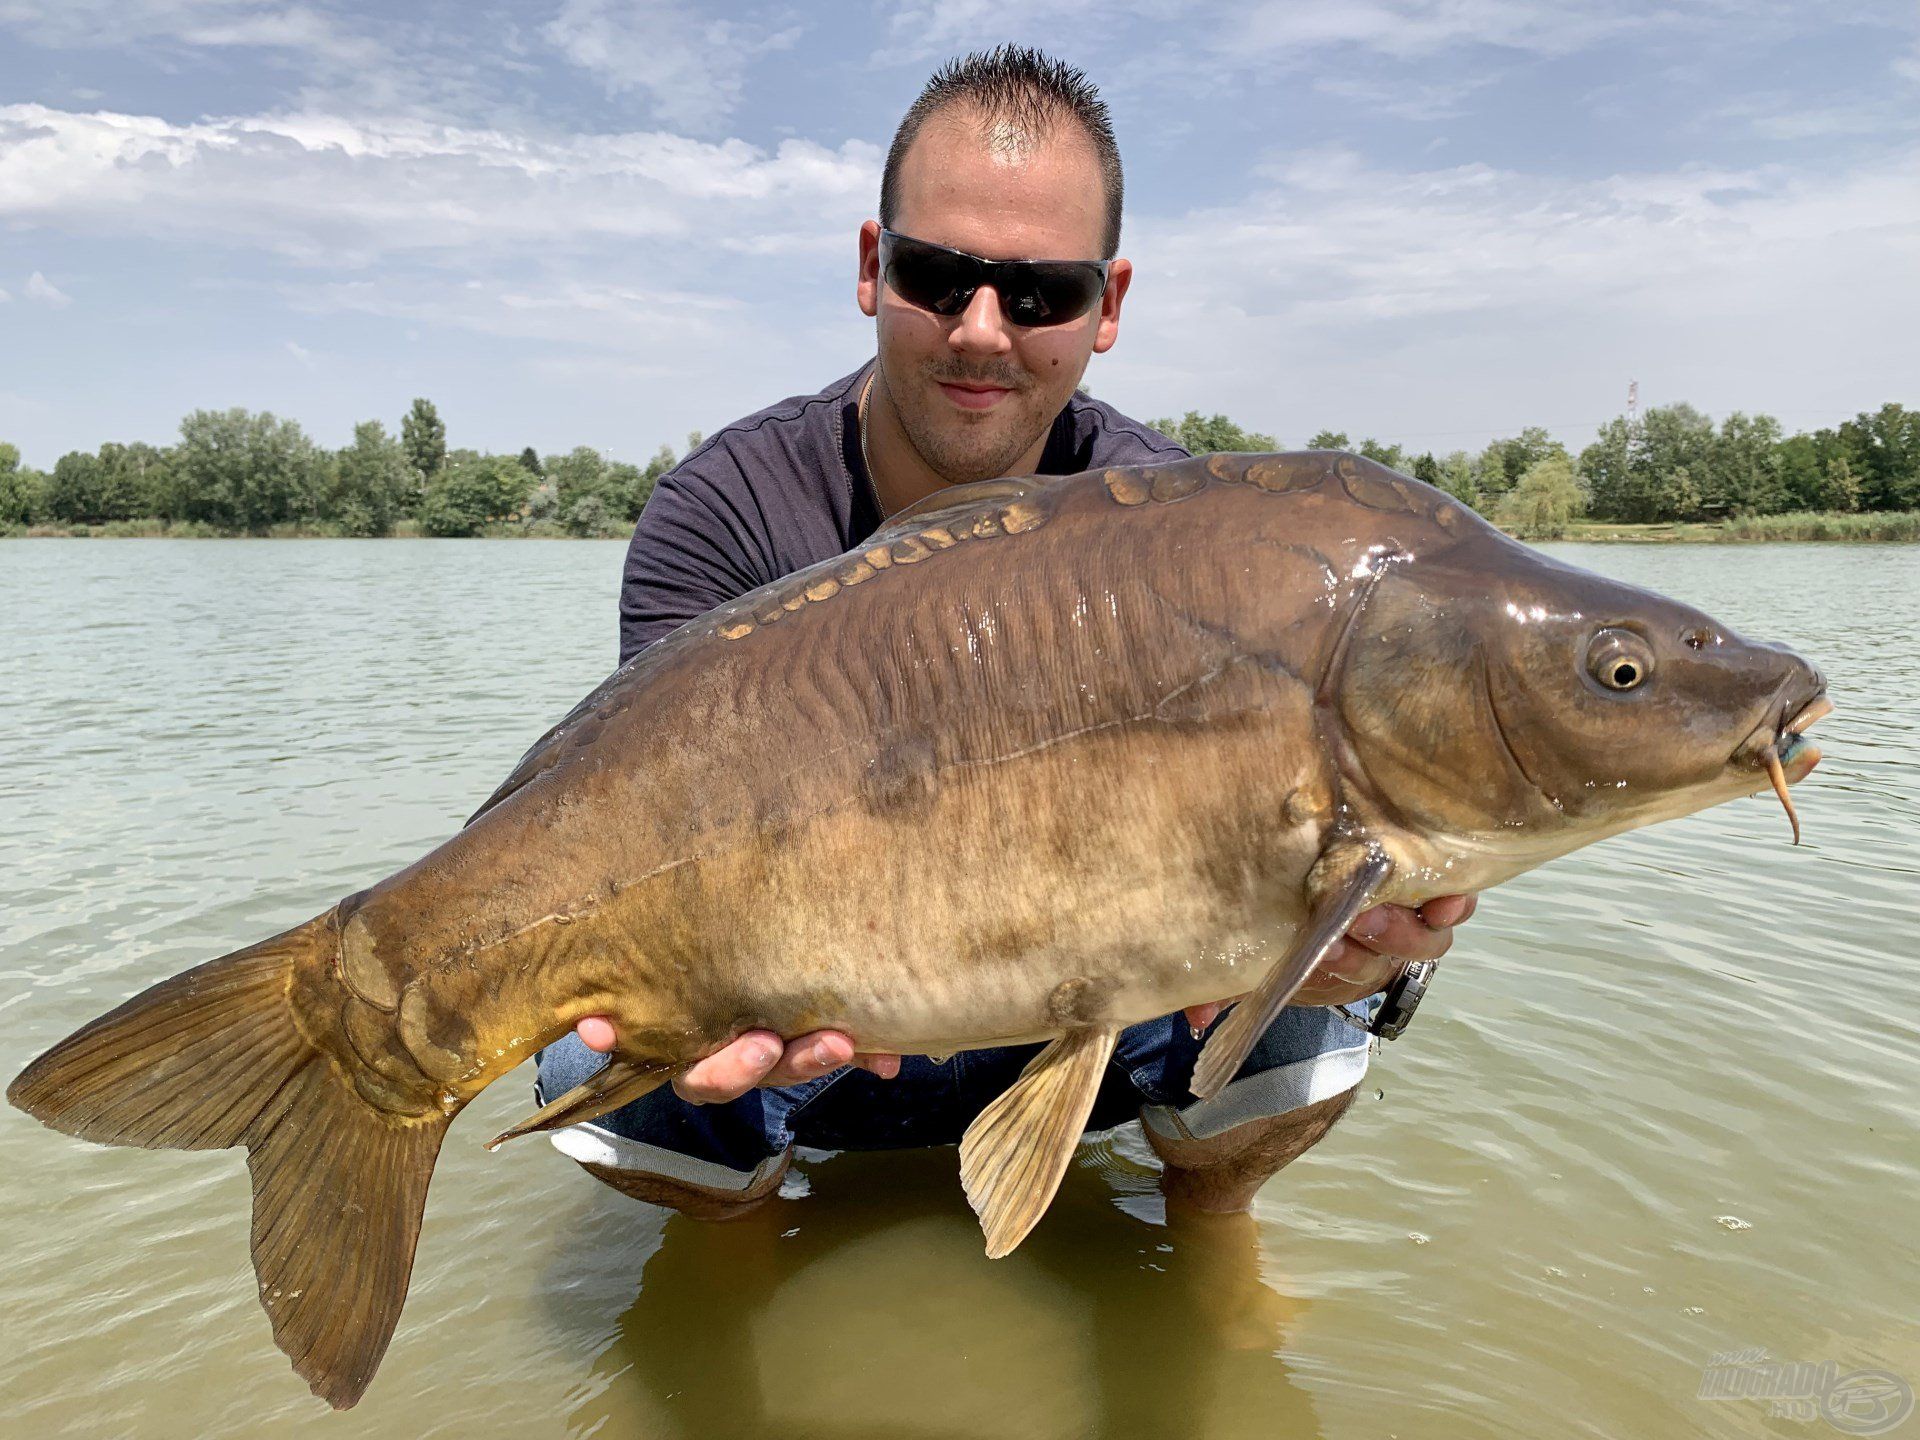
[
  {"left": 485, "top": 1058, "right": 677, "bottom": 1151},
  {"left": 960, "top": 1025, "right": 1120, "bottom": 1258},
  {"left": 1190, "top": 843, "right": 1394, "bottom": 1101}
]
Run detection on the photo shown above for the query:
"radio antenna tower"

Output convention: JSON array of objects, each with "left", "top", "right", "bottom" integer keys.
[{"left": 1626, "top": 378, "right": 1640, "bottom": 429}]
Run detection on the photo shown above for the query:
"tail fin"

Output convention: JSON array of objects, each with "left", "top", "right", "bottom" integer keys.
[{"left": 7, "top": 919, "right": 449, "bottom": 1409}]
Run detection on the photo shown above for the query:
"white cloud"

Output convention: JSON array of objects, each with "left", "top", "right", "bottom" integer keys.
[
  {"left": 542, "top": 0, "right": 802, "bottom": 133},
  {"left": 0, "top": 0, "right": 375, "bottom": 62},
  {"left": 0, "top": 287, "right": 10, "bottom": 302},
  {"left": 284, "top": 339, "right": 315, "bottom": 367},
  {"left": 874, "top": 0, "right": 1655, "bottom": 67},
  {"left": 1222, "top": 0, "right": 1629, "bottom": 61},
  {"left": 0, "top": 104, "right": 880, "bottom": 265},
  {"left": 1101, "top": 142, "right": 1920, "bottom": 447},
  {"left": 24, "top": 270, "right": 70, "bottom": 306}
]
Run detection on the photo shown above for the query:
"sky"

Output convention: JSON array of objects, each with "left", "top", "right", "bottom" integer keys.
[{"left": 1, "top": 0, "right": 1917, "bottom": 469}]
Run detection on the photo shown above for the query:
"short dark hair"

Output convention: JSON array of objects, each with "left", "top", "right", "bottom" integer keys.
[{"left": 880, "top": 45, "right": 1124, "bottom": 259}]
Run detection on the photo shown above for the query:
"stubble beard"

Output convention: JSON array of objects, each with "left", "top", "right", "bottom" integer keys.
[{"left": 882, "top": 357, "right": 1054, "bottom": 486}]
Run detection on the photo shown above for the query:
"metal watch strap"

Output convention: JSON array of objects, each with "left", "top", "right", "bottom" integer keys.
[{"left": 1334, "top": 959, "right": 1439, "bottom": 1041}]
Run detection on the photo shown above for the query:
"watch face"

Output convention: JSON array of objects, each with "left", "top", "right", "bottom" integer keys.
[{"left": 1374, "top": 962, "right": 1436, "bottom": 1040}]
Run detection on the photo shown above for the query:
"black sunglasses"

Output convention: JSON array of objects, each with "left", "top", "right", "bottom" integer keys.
[{"left": 878, "top": 229, "right": 1111, "bottom": 328}]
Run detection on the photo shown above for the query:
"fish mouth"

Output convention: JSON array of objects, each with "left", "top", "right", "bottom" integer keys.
[{"left": 1740, "top": 693, "right": 1832, "bottom": 844}]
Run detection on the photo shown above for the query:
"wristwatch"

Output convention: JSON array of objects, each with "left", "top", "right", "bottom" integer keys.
[
  {"left": 1339, "top": 959, "right": 1438, "bottom": 1041},
  {"left": 1373, "top": 958, "right": 1438, "bottom": 1040}
]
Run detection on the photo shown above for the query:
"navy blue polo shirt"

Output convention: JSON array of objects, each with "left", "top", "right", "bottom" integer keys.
[{"left": 618, "top": 362, "right": 1187, "bottom": 663}]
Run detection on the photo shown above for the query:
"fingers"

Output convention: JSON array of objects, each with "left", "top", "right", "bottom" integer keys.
[
  {"left": 1182, "top": 1000, "right": 1229, "bottom": 1034},
  {"left": 670, "top": 1030, "right": 904, "bottom": 1104},
  {"left": 1295, "top": 937, "right": 1405, "bottom": 1006},
  {"left": 1346, "top": 901, "right": 1456, "bottom": 964},
  {"left": 673, "top": 1030, "right": 784, "bottom": 1104},
  {"left": 762, "top": 1030, "right": 858, "bottom": 1086},
  {"left": 575, "top": 1015, "right": 618, "bottom": 1054},
  {"left": 1418, "top": 892, "right": 1478, "bottom": 929}
]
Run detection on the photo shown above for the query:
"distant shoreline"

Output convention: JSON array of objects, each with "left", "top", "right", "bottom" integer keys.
[{"left": 10, "top": 513, "right": 1920, "bottom": 544}]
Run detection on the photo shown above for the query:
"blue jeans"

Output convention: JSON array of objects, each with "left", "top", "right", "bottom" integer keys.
[{"left": 535, "top": 996, "right": 1383, "bottom": 1192}]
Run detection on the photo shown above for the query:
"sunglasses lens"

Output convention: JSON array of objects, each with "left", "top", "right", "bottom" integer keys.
[
  {"left": 997, "top": 265, "right": 1106, "bottom": 327},
  {"left": 884, "top": 238, "right": 978, "bottom": 316},
  {"left": 882, "top": 233, "right": 1108, "bottom": 327}
]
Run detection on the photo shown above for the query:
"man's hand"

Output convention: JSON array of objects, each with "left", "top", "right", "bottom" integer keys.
[
  {"left": 573, "top": 1016, "right": 901, "bottom": 1105},
  {"left": 573, "top": 894, "right": 1477, "bottom": 1101},
  {"left": 1180, "top": 894, "right": 1477, "bottom": 1033}
]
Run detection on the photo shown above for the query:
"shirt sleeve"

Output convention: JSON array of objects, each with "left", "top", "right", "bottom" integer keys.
[{"left": 617, "top": 468, "right": 772, "bottom": 665}]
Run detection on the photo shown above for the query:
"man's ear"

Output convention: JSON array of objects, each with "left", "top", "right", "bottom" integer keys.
[
  {"left": 857, "top": 220, "right": 882, "bottom": 318},
  {"left": 1092, "top": 258, "right": 1133, "bottom": 355}
]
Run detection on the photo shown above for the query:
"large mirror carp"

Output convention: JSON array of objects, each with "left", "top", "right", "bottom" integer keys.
[{"left": 10, "top": 450, "right": 1830, "bottom": 1408}]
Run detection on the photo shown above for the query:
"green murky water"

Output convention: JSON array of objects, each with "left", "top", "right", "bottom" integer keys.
[{"left": 2, "top": 538, "right": 1916, "bottom": 1439}]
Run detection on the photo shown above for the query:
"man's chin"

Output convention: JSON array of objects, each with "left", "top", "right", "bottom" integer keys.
[
  {"left": 926, "top": 441, "right": 1033, "bottom": 486},
  {"left": 917, "top": 415, "right": 1048, "bottom": 484}
]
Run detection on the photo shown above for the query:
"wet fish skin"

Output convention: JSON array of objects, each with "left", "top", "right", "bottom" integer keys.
[{"left": 9, "top": 450, "right": 1828, "bottom": 1407}]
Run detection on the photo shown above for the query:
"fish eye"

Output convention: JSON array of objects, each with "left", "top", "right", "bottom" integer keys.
[{"left": 1586, "top": 629, "right": 1655, "bottom": 692}]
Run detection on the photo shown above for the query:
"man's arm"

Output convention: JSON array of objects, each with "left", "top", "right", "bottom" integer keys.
[{"left": 618, "top": 471, "right": 774, "bottom": 663}]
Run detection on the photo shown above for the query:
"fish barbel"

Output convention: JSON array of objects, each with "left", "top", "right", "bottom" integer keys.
[{"left": 10, "top": 450, "right": 1829, "bottom": 1407}]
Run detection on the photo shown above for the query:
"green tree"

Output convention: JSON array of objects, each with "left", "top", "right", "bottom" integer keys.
[
  {"left": 0, "top": 443, "right": 47, "bottom": 527},
  {"left": 1477, "top": 426, "right": 1565, "bottom": 502},
  {"left": 325, "top": 421, "right": 414, "bottom": 535},
  {"left": 1777, "top": 432, "right": 1828, "bottom": 512},
  {"left": 1498, "top": 453, "right": 1585, "bottom": 539},
  {"left": 402, "top": 398, "right": 447, "bottom": 493},
  {"left": 1837, "top": 403, "right": 1920, "bottom": 510},
  {"left": 1306, "top": 429, "right": 1350, "bottom": 451},
  {"left": 1580, "top": 406, "right": 1711, "bottom": 522},
  {"left": 545, "top": 445, "right": 616, "bottom": 512},
  {"left": 171, "top": 409, "right": 326, "bottom": 531},
  {"left": 1637, "top": 404, "right": 1716, "bottom": 510},
  {"left": 1814, "top": 454, "right": 1861, "bottom": 512},
  {"left": 96, "top": 441, "right": 172, "bottom": 520},
  {"left": 1146, "top": 411, "right": 1278, "bottom": 453},
  {"left": 604, "top": 461, "right": 644, "bottom": 521},
  {"left": 46, "top": 451, "right": 106, "bottom": 524},
  {"left": 1356, "top": 438, "right": 1403, "bottom": 471},
  {"left": 564, "top": 492, "right": 610, "bottom": 537},
  {"left": 1704, "top": 411, "right": 1787, "bottom": 516},
  {"left": 420, "top": 453, "right": 537, "bottom": 537},
  {"left": 1435, "top": 451, "right": 1480, "bottom": 510},
  {"left": 518, "top": 446, "right": 543, "bottom": 476}
]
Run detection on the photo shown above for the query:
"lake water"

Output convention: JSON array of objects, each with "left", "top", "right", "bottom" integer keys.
[{"left": 2, "top": 538, "right": 1916, "bottom": 1439}]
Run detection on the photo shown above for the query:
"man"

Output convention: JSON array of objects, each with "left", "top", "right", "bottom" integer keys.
[{"left": 538, "top": 46, "right": 1473, "bottom": 1221}]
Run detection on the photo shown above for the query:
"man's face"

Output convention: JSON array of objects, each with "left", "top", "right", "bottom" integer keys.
[{"left": 858, "top": 111, "right": 1133, "bottom": 486}]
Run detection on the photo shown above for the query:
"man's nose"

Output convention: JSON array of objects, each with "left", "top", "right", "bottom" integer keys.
[{"left": 949, "top": 284, "right": 1014, "bottom": 357}]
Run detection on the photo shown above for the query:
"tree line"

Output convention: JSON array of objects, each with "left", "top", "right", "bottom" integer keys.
[
  {"left": 5, "top": 396, "right": 1916, "bottom": 540},
  {"left": 0, "top": 399, "right": 694, "bottom": 538},
  {"left": 1150, "top": 400, "right": 1920, "bottom": 537}
]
